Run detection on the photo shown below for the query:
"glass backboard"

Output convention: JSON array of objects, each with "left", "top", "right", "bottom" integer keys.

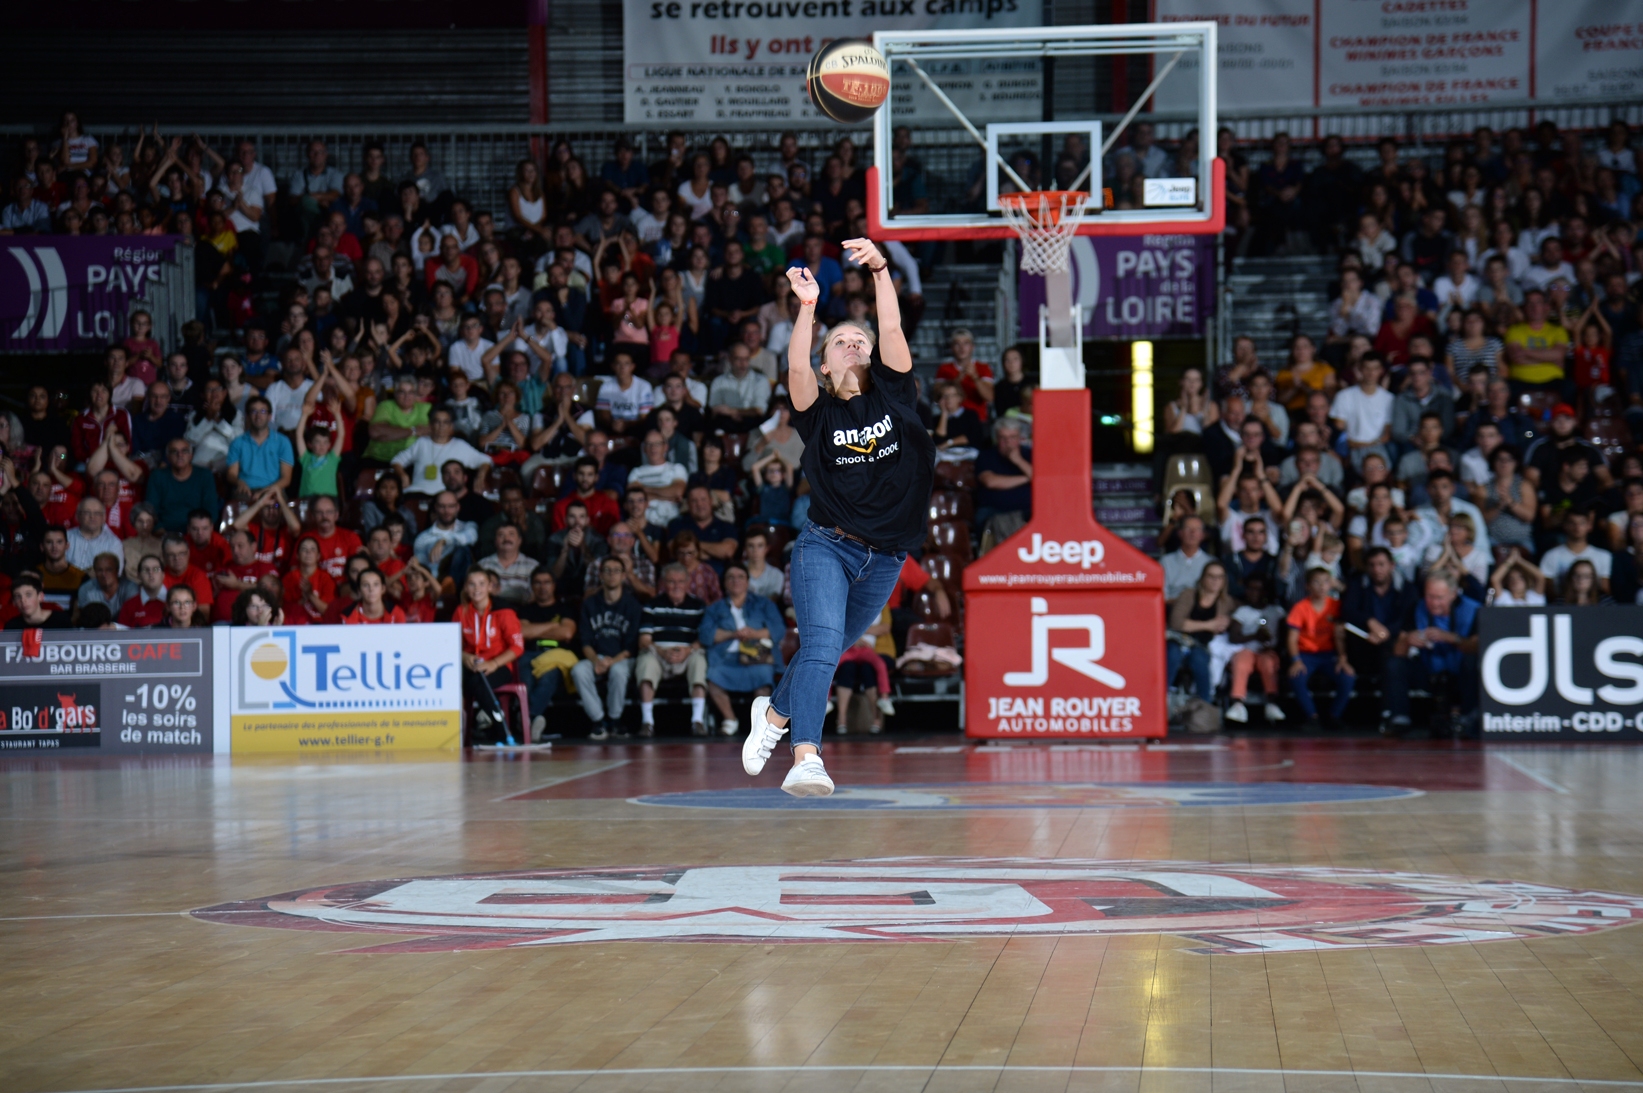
[{"left": 867, "top": 22, "right": 1223, "bottom": 241}]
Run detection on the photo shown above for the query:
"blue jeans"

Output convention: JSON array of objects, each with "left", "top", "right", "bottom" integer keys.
[
  {"left": 1167, "top": 642, "right": 1213, "bottom": 701},
  {"left": 1291, "top": 651, "right": 1355, "bottom": 720},
  {"left": 527, "top": 665, "right": 561, "bottom": 719},
  {"left": 770, "top": 522, "right": 906, "bottom": 752}
]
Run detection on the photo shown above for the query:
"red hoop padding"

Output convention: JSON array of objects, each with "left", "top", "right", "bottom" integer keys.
[
  {"left": 867, "top": 157, "right": 1226, "bottom": 242},
  {"left": 996, "top": 190, "right": 1091, "bottom": 224}
]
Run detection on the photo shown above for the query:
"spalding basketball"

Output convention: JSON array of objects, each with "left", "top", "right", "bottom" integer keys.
[{"left": 807, "top": 39, "right": 890, "bottom": 124}]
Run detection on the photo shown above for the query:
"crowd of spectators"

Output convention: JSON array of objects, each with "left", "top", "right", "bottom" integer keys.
[
  {"left": 0, "top": 115, "right": 992, "bottom": 745},
  {"left": 1158, "top": 117, "right": 1643, "bottom": 735}
]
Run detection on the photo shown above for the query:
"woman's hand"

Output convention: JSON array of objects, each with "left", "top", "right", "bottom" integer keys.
[
  {"left": 841, "top": 238, "right": 886, "bottom": 272},
  {"left": 785, "top": 266, "right": 820, "bottom": 306}
]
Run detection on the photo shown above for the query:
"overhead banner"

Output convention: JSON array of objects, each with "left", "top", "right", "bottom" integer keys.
[
  {"left": 226, "top": 624, "right": 464, "bottom": 753},
  {"left": 1480, "top": 607, "right": 1643, "bottom": 740},
  {"left": 0, "top": 630, "right": 219, "bottom": 754},
  {"left": 1155, "top": 0, "right": 1314, "bottom": 112},
  {"left": 1152, "top": 0, "right": 1634, "bottom": 110},
  {"left": 1317, "top": 0, "right": 1531, "bottom": 108},
  {"left": 0, "top": 236, "right": 184, "bottom": 353},
  {"left": 1534, "top": 0, "right": 1643, "bottom": 101},
  {"left": 1018, "top": 234, "right": 1215, "bottom": 340},
  {"left": 623, "top": 0, "right": 1045, "bottom": 124}
]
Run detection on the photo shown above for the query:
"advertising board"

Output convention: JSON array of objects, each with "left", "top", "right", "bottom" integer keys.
[
  {"left": 1480, "top": 607, "right": 1643, "bottom": 740},
  {"left": 0, "top": 629, "right": 218, "bottom": 753},
  {"left": 962, "top": 390, "right": 1167, "bottom": 739},
  {"left": 226, "top": 624, "right": 464, "bottom": 753}
]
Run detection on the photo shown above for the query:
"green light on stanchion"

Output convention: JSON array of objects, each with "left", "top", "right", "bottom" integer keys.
[
  {"left": 1098, "top": 414, "right": 1124, "bottom": 427},
  {"left": 1131, "top": 341, "right": 1154, "bottom": 455}
]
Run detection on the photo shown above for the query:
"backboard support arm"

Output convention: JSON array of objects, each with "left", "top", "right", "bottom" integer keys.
[
  {"left": 902, "top": 57, "right": 1032, "bottom": 194},
  {"left": 1068, "top": 49, "right": 1186, "bottom": 194}
]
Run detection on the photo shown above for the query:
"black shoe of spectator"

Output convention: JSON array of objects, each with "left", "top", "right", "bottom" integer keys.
[
  {"left": 609, "top": 720, "right": 633, "bottom": 739},
  {"left": 1297, "top": 718, "right": 1322, "bottom": 733},
  {"left": 589, "top": 720, "right": 611, "bottom": 742},
  {"left": 1381, "top": 716, "right": 1412, "bottom": 738},
  {"left": 637, "top": 722, "right": 655, "bottom": 738}
]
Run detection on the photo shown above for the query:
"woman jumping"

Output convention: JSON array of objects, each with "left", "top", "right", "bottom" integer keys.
[{"left": 743, "top": 238, "right": 935, "bottom": 796}]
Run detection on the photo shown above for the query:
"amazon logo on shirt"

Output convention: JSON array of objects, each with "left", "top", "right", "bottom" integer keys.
[{"left": 831, "top": 414, "right": 896, "bottom": 455}]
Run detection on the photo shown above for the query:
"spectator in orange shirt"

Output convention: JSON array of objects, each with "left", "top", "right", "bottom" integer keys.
[
  {"left": 454, "top": 569, "right": 524, "bottom": 743},
  {"left": 160, "top": 535, "right": 214, "bottom": 608},
  {"left": 1285, "top": 567, "right": 1356, "bottom": 728}
]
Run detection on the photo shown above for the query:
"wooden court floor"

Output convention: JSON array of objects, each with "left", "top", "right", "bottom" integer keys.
[{"left": 3, "top": 739, "right": 1643, "bottom": 1093}]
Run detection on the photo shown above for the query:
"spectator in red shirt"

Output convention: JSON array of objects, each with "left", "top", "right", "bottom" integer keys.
[
  {"left": 90, "top": 469, "right": 136, "bottom": 540},
  {"left": 234, "top": 488, "right": 301, "bottom": 571},
  {"left": 454, "top": 568, "right": 524, "bottom": 742},
  {"left": 212, "top": 528, "right": 278, "bottom": 622},
  {"left": 160, "top": 535, "right": 214, "bottom": 607},
  {"left": 305, "top": 495, "right": 363, "bottom": 580},
  {"left": 318, "top": 554, "right": 371, "bottom": 624},
  {"left": 71, "top": 381, "right": 133, "bottom": 464},
  {"left": 934, "top": 328, "right": 995, "bottom": 421},
  {"left": 184, "top": 511, "right": 231, "bottom": 576},
  {"left": 31, "top": 462, "right": 82, "bottom": 528},
  {"left": 400, "top": 559, "right": 440, "bottom": 623},
  {"left": 552, "top": 457, "right": 621, "bottom": 534},
  {"left": 425, "top": 233, "right": 480, "bottom": 302},
  {"left": 344, "top": 567, "right": 406, "bottom": 625},
  {"left": 364, "top": 525, "right": 406, "bottom": 594},
  {"left": 282, "top": 536, "right": 336, "bottom": 624},
  {"left": 117, "top": 555, "right": 170, "bottom": 628}
]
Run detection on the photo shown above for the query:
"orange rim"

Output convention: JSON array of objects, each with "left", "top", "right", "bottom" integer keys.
[{"left": 997, "top": 190, "right": 1090, "bottom": 225}]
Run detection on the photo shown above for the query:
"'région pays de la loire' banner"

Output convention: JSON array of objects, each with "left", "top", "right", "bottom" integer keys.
[
  {"left": 1154, "top": 0, "right": 1641, "bottom": 111},
  {"left": 0, "top": 236, "right": 182, "bottom": 352},
  {"left": 624, "top": 0, "right": 1044, "bottom": 125},
  {"left": 228, "top": 624, "right": 463, "bottom": 753},
  {"left": 1018, "top": 234, "right": 1216, "bottom": 340}
]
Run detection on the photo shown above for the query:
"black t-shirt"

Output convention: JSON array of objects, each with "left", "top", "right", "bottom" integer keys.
[
  {"left": 516, "top": 601, "right": 568, "bottom": 650},
  {"left": 792, "top": 356, "right": 936, "bottom": 552},
  {"left": 975, "top": 445, "right": 1033, "bottom": 515},
  {"left": 3, "top": 608, "right": 73, "bottom": 630}
]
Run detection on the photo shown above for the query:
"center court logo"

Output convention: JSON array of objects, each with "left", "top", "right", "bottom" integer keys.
[{"left": 192, "top": 858, "right": 1643, "bottom": 954}]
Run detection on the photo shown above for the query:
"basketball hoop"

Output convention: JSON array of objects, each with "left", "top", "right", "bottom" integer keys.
[{"left": 997, "top": 190, "right": 1090, "bottom": 274}]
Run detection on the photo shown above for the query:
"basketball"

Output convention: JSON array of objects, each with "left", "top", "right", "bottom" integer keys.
[{"left": 806, "top": 39, "right": 890, "bottom": 124}]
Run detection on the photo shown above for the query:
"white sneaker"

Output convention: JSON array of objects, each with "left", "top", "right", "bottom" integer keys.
[
  {"left": 876, "top": 696, "right": 896, "bottom": 717},
  {"left": 742, "top": 696, "right": 787, "bottom": 775},
  {"left": 719, "top": 717, "right": 739, "bottom": 737},
  {"left": 1264, "top": 702, "right": 1286, "bottom": 722},
  {"left": 1225, "top": 701, "right": 1248, "bottom": 723},
  {"left": 782, "top": 755, "right": 834, "bottom": 797}
]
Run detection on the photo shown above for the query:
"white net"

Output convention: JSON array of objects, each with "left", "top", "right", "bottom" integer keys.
[{"left": 998, "top": 191, "right": 1091, "bottom": 274}]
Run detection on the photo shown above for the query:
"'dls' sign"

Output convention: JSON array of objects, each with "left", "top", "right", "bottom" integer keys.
[
  {"left": 1479, "top": 608, "right": 1643, "bottom": 739},
  {"left": 228, "top": 624, "right": 464, "bottom": 753}
]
